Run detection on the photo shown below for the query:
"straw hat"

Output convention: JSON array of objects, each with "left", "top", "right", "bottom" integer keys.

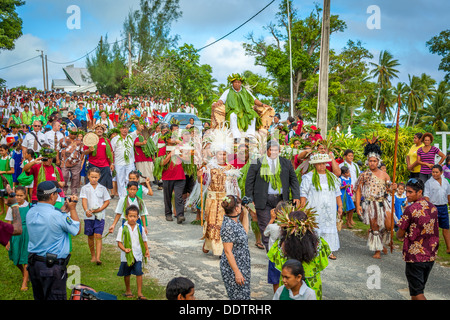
[{"left": 309, "top": 152, "right": 332, "bottom": 164}]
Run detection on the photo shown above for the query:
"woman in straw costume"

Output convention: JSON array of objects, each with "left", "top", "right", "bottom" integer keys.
[{"left": 199, "top": 126, "right": 243, "bottom": 256}]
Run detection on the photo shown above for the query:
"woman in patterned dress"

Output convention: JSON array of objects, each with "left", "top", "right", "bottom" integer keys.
[{"left": 220, "top": 195, "right": 251, "bottom": 300}]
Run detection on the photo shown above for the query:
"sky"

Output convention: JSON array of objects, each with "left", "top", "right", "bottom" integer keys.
[{"left": 0, "top": 0, "right": 448, "bottom": 91}]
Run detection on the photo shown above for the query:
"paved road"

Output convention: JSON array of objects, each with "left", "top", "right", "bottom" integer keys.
[{"left": 102, "top": 186, "right": 450, "bottom": 300}]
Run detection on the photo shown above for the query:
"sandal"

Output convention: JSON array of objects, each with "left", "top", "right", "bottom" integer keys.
[
  {"left": 137, "top": 296, "right": 147, "bottom": 300},
  {"left": 255, "top": 243, "right": 265, "bottom": 250},
  {"left": 329, "top": 253, "right": 337, "bottom": 260},
  {"left": 122, "top": 293, "right": 134, "bottom": 298}
]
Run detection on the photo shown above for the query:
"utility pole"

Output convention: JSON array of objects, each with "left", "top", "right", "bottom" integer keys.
[
  {"left": 37, "top": 50, "right": 46, "bottom": 91},
  {"left": 316, "top": 0, "right": 331, "bottom": 138},
  {"left": 128, "top": 33, "right": 132, "bottom": 79},
  {"left": 128, "top": 32, "right": 132, "bottom": 93},
  {"left": 287, "top": 0, "right": 294, "bottom": 117},
  {"left": 45, "top": 54, "right": 49, "bottom": 91}
]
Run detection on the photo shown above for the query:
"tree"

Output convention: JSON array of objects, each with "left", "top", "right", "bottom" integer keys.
[
  {"left": 243, "top": 1, "right": 346, "bottom": 115},
  {"left": 426, "top": 30, "right": 450, "bottom": 82},
  {"left": 164, "top": 44, "right": 217, "bottom": 115},
  {"left": 369, "top": 50, "right": 400, "bottom": 113},
  {"left": 416, "top": 81, "right": 450, "bottom": 131},
  {"left": 86, "top": 35, "right": 128, "bottom": 96},
  {"left": 122, "top": 0, "right": 181, "bottom": 68},
  {"left": 0, "top": 0, "right": 25, "bottom": 50}
]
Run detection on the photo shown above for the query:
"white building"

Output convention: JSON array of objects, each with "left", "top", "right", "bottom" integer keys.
[{"left": 52, "top": 64, "right": 97, "bottom": 93}]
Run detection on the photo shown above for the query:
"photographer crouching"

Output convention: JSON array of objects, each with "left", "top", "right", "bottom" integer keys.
[{"left": 27, "top": 181, "right": 80, "bottom": 300}]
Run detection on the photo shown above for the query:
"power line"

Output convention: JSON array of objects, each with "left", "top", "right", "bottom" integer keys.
[
  {"left": 196, "top": 0, "right": 276, "bottom": 52},
  {"left": 2, "top": 0, "right": 275, "bottom": 69},
  {"left": 0, "top": 55, "right": 41, "bottom": 70},
  {"left": 47, "top": 37, "right": 127, "bottom": 65}
]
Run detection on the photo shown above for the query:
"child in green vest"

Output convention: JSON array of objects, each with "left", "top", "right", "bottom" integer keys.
[
  {"left": 128, "top": 170, "right": 153, "bottom": 197},
  {"left": 116, "top": 205, "right": 149, "bottom": 300},
  {"left": 272, "top": 259, "right": 316, "bottom": 300},
  {"left": 109, "top": 181, "right": 149, "bottom": 234},
  {"left": 0, "top": 144, "right": 14, "bottom": 214},
  {"left": 5, "top": 186, "right": 30, "bottom": 291}
]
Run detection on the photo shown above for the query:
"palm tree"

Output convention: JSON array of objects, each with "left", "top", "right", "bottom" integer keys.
[
  {"left": 404, "top": 74, "right": 425, "bottom": 127},
  {"left": 369, "top": 50, "right": 400, "bottom": 112},
  {"left": 391, "top": 82, "right": 408, "bottom": 126},
  {"left": 378, "top": 87, "right": 396, "bottom": 121},
  {"left": 411, "top": 73, "right": 436, "bottom": 126},
  {"left": 416, "top": 81, "right": 450, "bottom": 131}
]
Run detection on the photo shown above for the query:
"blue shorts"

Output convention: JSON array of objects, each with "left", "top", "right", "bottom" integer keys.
[
  {"left": 117, "top": 261, "right": 143, "bottom": 277},
  {"left": 436, "top": 205, "right": 450, "bottom": 230},
  {"left": 84, "top": 219, "right": 105, "bottom": 236},
  {"left": 268, "top": 260, "right": 281, "bottom": 285}
]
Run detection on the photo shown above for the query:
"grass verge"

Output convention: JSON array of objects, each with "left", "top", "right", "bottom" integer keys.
[{"left": 0, "top": 218, "right": 166, "bottom": 300}]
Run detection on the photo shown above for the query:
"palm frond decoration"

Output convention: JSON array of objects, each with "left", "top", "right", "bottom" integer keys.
[{"left": 276, "top": 202, "right": 319, "bottom": 239}]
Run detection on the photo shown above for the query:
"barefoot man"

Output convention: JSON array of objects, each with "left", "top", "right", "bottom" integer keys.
[{"left": 355, "top": 136, "right": 396, "bottom": 259}]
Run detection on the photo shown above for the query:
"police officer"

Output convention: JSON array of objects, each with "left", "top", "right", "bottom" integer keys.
[{"left": 27, "top": 181, "right": 80, "bottom": 300}]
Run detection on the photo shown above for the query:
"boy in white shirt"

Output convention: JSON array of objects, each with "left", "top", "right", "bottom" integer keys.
[{"left": 80, "top": 167, "right": 111, "bottom": 265}]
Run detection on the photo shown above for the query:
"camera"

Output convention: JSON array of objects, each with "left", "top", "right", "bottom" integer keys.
[
  {"left": 42, "top": 158, "right": 48, "bottom": 162},
  {"left": 241, "top": 196, "right": 252, "bottom": 205}
]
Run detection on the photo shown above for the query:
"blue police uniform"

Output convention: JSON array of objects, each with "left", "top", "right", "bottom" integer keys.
[
  {"left": 27, "top": 203, "right": 79, "bottom": 258},
  {"left": 27, "top": 202, "right": 80, "bottom": 300}
]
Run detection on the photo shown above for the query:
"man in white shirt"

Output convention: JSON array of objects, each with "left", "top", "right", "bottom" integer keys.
[
  {"left": 44, "top": 121, "right": 64, "bottom": 150},
  {"left": 22, "top": 120, "right": 48, "bottom": 154},
  {"left": 111, "top": 120, "right": 142, "bottom": 198}
]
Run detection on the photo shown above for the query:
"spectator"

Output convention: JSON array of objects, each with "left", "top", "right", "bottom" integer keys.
[
  {"left": 406, "top": 133, "right": 424, "bottom": 179},
  {"left": 416, "top": 133, "right": 445, "bottom": 183},
  {"left": 397, "top": 178, "right": 439, "bottom": 300},
  {"left": 166, "top": 277, "right": 196, "bottom": 300}
]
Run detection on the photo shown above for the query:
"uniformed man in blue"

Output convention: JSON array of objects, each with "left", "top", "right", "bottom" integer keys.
[{"left": 27, "top": 181, "right": 80, "bottom": 300}]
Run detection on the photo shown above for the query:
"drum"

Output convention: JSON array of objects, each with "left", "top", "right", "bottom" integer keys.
[{"left": 83, "top": 132, "right": 99, "bottom": 147}]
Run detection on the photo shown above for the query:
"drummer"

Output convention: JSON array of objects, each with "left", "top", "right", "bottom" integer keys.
[{"left": 83, "top": 124, "right": 115, "bottom": 193}]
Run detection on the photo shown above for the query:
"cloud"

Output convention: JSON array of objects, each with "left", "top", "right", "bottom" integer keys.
[{"left": 199, "top": 38, "right": 267, "bottom": 85}]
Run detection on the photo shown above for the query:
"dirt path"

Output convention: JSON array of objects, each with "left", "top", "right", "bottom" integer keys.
[{"left": 102, "top": 186, "right": 450, "bottom": 300}]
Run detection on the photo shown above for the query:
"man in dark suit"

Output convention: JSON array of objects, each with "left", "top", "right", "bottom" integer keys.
[{"left": 245, "top": 140, "right": 300, "bottom": 250}]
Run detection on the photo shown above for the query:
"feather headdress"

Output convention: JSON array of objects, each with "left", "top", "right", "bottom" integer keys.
[
  {"left": 203, "top": 123, "right": 234, "bottom": 155},
  {"left": 363, "top": 134, "right": 384, "bottom": 160}
]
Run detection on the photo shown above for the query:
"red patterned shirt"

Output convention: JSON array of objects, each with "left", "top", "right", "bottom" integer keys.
[{"left": 398, "top": 198, "right": 439, "bottom": 263}]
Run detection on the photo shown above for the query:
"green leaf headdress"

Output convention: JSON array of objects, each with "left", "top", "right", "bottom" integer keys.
[
  {"left": 276, "top": 203, "right": 319, "bottom": 240},
  {"left": 227, "top": 73, "right": 246, "bottom": 85}
]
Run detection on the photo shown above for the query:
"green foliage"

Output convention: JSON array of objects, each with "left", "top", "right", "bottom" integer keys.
[
  {"left": 426, "top": 29, "right": 450, "bottom": 82},
  {"left": 0, "top": 0, "right": 25, "bottom": 51},
  {"left": 330, "top": 126, "right": 418, "bottom": 183},
  {"left": 243, "top": 1, "right": 347, "bottom": 115},
  {"left": 416, "top": 81, "right": 450, "bottom": 131},
  {"left": 86, "top": 35, "right": 127, "bottom": 96},
  {"left": 165, "top": 44, "right": 217, "bottom": 115},
  {"left": 122, "top": 0, "right": 181, "bottom": 67}
]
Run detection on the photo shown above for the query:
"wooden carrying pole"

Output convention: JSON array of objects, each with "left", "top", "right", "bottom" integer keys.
[{"left": 390, "top": 93, "right": 401, "bottom": 253}]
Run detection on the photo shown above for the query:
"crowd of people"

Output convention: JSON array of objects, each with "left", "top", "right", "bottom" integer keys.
[{"left": 0, "top": 81, "right": 447, "bottom": 302}]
